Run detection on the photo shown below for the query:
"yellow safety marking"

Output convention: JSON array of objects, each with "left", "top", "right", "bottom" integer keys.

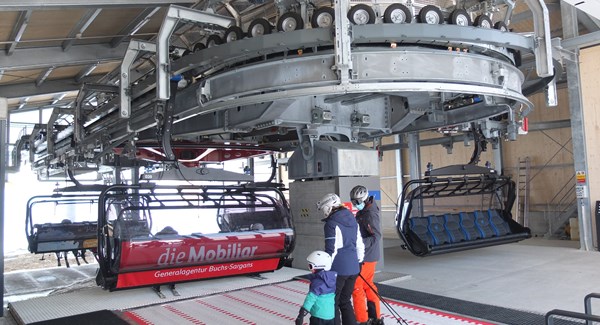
[{"left": 300, "top": 208, "right": 310, "bottom": 218}]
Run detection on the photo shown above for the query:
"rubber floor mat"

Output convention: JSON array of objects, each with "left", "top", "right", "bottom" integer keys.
[{"left": 28, "top": 310, "right": 129, "bottom": 325}]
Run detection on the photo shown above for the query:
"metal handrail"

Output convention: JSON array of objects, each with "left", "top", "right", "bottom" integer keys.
[
  {"left": 545, "top": 292, "right": 600, "bottom": 325},
  {"left": 545, "top": 309, "right": 600, "bottom": 324},
  {"left": 584, "top": 293, "right": 600, "bottom": 325}
]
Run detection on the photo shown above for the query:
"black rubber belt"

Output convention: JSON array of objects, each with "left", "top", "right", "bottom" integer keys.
[{"left": 377, "top": 283, "right": 583, "bottom": 325}]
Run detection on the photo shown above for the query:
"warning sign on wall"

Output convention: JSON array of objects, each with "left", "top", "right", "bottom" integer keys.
[{"left": 576, "top": 171, "right": 586, "bottom": 184}]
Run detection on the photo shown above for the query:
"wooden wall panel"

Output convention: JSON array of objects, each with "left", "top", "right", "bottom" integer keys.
[
  {"left": 580, "top": 45, "right": 600, "bottom": 245},
  {"left": 503, "top": 87, "right": 574, "bottom": 210},
  {"left": 379, "top": 135, "right": 399, "bottom": 210}
]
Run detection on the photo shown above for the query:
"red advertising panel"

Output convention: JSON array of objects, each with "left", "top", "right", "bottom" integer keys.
[
  {"left": 116, "top": 258, "right": 281, "bottom": 289},
  {"left": 114, "top": 232, "right": 287, "bottom": 289},
  {"left": 118, "top": 232, "right": 286, "bottom": 272}
]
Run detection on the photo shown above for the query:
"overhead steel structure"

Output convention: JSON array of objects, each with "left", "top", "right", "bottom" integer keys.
[{"left": 11, "top": 0, "right": 554, "bottom": 179}]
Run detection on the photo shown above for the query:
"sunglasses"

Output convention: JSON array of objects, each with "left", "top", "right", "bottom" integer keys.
[{"left": 351, "top": 199, "right": 361, "bottom": 206}]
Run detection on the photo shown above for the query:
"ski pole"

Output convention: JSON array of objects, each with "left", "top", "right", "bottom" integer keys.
[{"left": 358, "top": 273, "right": 410, "bottom": 325}]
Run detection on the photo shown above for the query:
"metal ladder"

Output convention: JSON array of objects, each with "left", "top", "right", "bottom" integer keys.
[{"left": 514, "top": 157, "right": 531, "bottom": 227}]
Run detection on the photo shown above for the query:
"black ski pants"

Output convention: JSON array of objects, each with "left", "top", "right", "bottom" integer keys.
[{"left": 334, "top": 274, "right": 358, "bottom": 325}]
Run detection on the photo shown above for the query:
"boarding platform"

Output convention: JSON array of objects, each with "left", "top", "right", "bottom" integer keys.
[
  {"left": 7, "top": 237, "right": 600, "bottom": 325},
  {"left": 7, "top": 266, "right": 555, "bottom": 325},
  {"left": 9, "top": 268, "right": 502, "bottom": 325}
]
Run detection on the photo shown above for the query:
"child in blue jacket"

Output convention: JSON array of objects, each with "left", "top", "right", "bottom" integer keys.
[{"left": 296, "top": 251, "right": 337, "bottom": 325}]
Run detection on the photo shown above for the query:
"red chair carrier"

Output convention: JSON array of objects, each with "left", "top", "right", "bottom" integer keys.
[{"left": 95, "top": 183, "right": 294, "bottom": 291}]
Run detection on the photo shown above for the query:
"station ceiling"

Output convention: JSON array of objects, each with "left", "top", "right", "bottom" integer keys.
[{"left": 0, "top": 0, "right": 597, "bottom": 118}]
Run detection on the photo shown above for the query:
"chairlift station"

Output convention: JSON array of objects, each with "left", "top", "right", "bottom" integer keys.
[{"left": 0, "top": 0, "right": 600, "bottom": 324}]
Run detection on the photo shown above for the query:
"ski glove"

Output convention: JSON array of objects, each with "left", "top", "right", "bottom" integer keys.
[{"left": 295, "top": 307, "right": 308, "bottom": 325}]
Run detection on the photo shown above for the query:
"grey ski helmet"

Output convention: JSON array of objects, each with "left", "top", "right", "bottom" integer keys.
[{"left": 350, "top": 185, "right": 369, "bottom": 205}]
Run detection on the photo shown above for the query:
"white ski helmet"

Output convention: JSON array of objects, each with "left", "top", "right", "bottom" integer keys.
[
  {"left": 316, "top": 193, "right": 341, "bottom": 217},
  {"left": 350, "top": 185, "right": 369, "bottom": 205},
  {"left": 307, "top": 250, "right": 332, "bottom": 271}
]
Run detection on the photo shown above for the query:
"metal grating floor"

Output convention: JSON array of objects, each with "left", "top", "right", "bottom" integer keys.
[
  {"left": 122, "top": 280, "right": 498, "bottom": 325},
  {"left": 8, "top": 267, "right": 309, "bottom": 324}
]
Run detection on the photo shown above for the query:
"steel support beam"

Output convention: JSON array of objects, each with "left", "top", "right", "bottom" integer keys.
[
  {"left": 562, "top": 30, "right": 600, "bottom": 50},
  {"left": 577, "top": 11, "right": 600, "bottom": 33},
  {"left": 381, "top": 119, "right": 571, "bottom": 152},
  {"left": 0, "top": 43, "right": 128, "bottom": 71},
  {"left": 561, "top": 0, "right": 600, "bottom": 20},
  {"left": 6, "top": 10, "right": 32, "bottom": 55},
  {"left": 407, "top": 132, "right": 422, "bottom": 215},
  {"left": 523, "top": 0, "right": 554, "bottom": 77},
  {"left": 62, "top": 8, "right": 103, "bottom": 51},
  {"left": 0, "top": 0, "right": 196, "bottom": 10},
  {"left": 74, "top": 63, "right": 98, "bottom": 83},
  {"left": 121, "top": 40, "right": 156, "bottom": 119},
  {"left": 395, "top": 134, "right": 404, "bottom": 208},
  {"left": 333, "top": 0, "right": 352, "bottom": 84},
  {"left": 223, "top": 2, "right": 241, "bottom": 28},
  {"left": 510, "top": 1, "right": 560, "bottom": 24},
  {"left": 156, "top": 5, "right": 233, "bottom": 100},
  {"left": 493, "top": 141, "right": 503, "bottom": 173},
  {"left": 35, "top": 67, "right": 55, "bottom": 87},
  {"left": 0, "top": 75, "right": 102, "bottom": 99},
  {"left": 18, "top": 98, "right": 29, "bottom": 109},
  {"left": 51, "top": 93, "right": 67, "bottom": 105},
  {"left": 110, "top": 7, "right": 161, "bottom": 48},
  {"left": 407, "top": 133, "right": 421, "bottom": 180},
  {"left": 561, "top": 1, "right": 593, "bottom": 251},
  {"left": 0, "top": 98, "right": 6, "bottom": 317},
  {"left": 528, "top": 119, "right": 571, "bottom": 130}
]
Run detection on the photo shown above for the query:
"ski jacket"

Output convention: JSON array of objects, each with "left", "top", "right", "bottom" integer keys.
[
  {"left": 356, "top": 196, "right": 382, "bottom": 263},
  {"left": 302, "top": 270, "right": 337, "bottom": 320},
  {"left": 323, "top": 207, "right": 365, "bottom": 276}
]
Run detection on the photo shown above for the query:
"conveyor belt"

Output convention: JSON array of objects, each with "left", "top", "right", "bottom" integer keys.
[
  {"left": 376, "top": 284, "right": 584, "bottom": 325},
  {"left": 122, "top": 280, "right": 497, "bottom": 325}
]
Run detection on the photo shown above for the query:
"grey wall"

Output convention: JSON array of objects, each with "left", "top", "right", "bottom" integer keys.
[{"left": 289, "top": 176, "right": 382, "bottom": 270}]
